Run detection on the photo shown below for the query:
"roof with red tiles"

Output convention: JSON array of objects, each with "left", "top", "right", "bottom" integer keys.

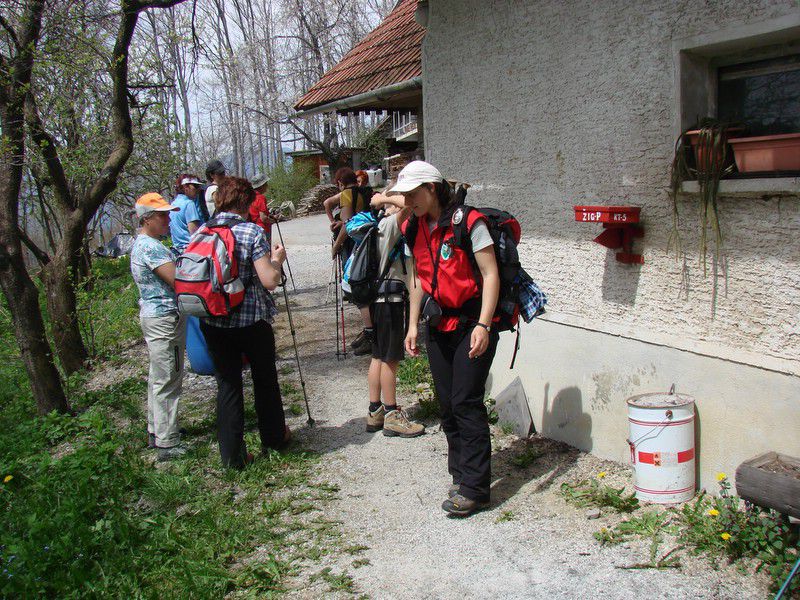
[{"left": 294, "top": 0, "right": 424, "bottom": 111}]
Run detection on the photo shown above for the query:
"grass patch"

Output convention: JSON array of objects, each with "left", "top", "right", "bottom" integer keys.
[
  {"left": 561, "top": 474, "right": 639, "bottom": 513},
  {"left": 0, "top": 377, "right": 327, "bottom": 598},
  {"left": 495, "top": 510, "right": 515, "bottom": 523},
  {"left": 310, "top": 567, "right": 356, "bottom": 594},
  {"left": 511, "top": 446, "right": 543, "bottom": 469},
  {"left": 0, "top": 257, "right": 347, "bottom": 597}
]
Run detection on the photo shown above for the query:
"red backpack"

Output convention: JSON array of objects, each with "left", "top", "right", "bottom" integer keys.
[{"left": 175, "top": 218, "right": 246, "bottom": 317}]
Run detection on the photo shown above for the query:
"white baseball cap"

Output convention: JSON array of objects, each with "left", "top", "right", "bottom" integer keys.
[
  {"left": 388, "top": 160, "right": 444, "bottom": 194},
  {"left": 181, "top": 176, "right": 203, "bottom": 186}
]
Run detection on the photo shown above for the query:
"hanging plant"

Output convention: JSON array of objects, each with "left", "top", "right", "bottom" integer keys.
[{"left": 669, "top": 119, "right": 741, "bottom": 275}]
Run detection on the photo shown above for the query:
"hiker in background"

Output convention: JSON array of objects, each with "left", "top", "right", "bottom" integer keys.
[
  {"left": 248, "top": 174, "right": 273, "bottom": 245},
  {"left": 355, "top": 169, "right": 370, "bottom": 188},
  {"left": 199, "top": 176, "right": 290, "bottom": 469},
  {"left": 393, "top": 161, "right": 500, "bottom": 517},
  {"left": 170, "top": 174, "right": 206, "bottom": 254},
  {"left": 323, "top": 167, "right": 374, "bottom": 355},
  {"left": 204, "top": 160, "right": 226, "bottom": 219},
  {"left": 363, "top": 188, "right": 424, "bottom": 438},
  {"left": 130, "top": 193, "right": 188, "bottom": 462}
]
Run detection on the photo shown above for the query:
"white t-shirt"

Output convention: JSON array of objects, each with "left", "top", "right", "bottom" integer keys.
[
  {"left": 205, "top": 185, "right": 217, "bottom": 218},
  {"left": 426, "top": 217, "right": 494, "bottom": 252}
]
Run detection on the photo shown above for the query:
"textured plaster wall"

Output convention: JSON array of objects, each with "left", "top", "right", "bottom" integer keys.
[{"left": 423, "top": 0, "right": 800, "bottom": 368}]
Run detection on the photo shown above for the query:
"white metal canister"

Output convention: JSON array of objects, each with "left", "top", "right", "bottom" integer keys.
[{"left": 627, "top": 390, "right": 696, "bottom": 504}]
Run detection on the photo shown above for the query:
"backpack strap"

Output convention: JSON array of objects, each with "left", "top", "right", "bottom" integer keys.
[
  {"left": 404, "top": 214, "right": 419, "bottom": 249},
  {"left": 451, "top": 205, "right": 483, "bottom": 289}
]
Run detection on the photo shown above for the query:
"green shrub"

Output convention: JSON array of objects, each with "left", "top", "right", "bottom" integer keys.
[{"left": 266, "top": 162, "right": 318, "bottom": 216}]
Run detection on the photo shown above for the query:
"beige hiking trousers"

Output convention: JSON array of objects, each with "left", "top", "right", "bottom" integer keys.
[{"left": 140, "top": 313, "right": 186, "bottom": 448}]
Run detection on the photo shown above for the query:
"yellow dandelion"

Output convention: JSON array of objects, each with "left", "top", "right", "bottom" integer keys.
[
  {"left": 716, "top": 472, "right": 727, "bottom": 482},
  {"left": 3, "top": 475, "right": 11, "bottom": 483},
  {"left": 707, "top": 509, "right": 720, "bottom": 517},
  {"left": 721, "top": 532, "right": 731, "bottom": 541},
  {"left": 597, "top": 472, "right": 607, "bottom": 479}
]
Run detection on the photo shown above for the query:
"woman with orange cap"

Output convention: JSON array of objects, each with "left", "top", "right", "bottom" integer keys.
[{"left": 130, "top": 192, "right": 188, "bottom": 462}]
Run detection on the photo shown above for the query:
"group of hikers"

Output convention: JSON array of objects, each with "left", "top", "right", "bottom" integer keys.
[{"left": 131, "top": 158, "right": 539, "bottom": 517}]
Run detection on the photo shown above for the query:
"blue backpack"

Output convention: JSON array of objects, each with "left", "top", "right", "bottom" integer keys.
[{"left": 344, "top": 211, "right": 405, "bottom": 305}]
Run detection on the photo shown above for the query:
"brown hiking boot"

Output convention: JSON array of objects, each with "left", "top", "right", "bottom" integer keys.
[
  {"left": 441, "top": 493, "right": 490, "bottom": 517},
  {"left": 366, "top": 405, "right": 385, "bottom": 432},
  {"left": 383, "top": 408, "right": 425, "bottom": 438}
]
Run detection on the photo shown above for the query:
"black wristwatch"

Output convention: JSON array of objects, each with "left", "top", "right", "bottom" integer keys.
[{"left": 474, "top": 322, "right": 491, "bottom": 332}]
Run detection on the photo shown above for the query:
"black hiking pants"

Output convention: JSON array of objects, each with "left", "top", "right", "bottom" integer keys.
[
  {"left": 200, "top": 320, "right": 286, "bottom": 468},
  {"left": 426, "top": 324, "right": 499, "bottom": 502}
]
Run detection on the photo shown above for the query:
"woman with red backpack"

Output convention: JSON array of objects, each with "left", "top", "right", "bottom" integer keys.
[
  {"left": 393, "top": 161, "right": 501, "bottom": 517},
  {"left": 197, "top": 176, "right": 290, "bottom": 469}
]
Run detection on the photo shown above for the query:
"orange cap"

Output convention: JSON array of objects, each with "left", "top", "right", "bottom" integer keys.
[{"left": 135, "top": 192, "right": 178, "bottom": 217}]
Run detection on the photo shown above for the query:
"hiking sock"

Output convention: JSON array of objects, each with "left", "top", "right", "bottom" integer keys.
[
  {"left": 369, "top": 401, "right": 382, "bottom": 413},
  {"left": 382, "top": 403, "right": 397, "bottom": 414}
]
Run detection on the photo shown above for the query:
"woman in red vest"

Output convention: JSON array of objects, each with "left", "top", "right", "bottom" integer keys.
[{"left": 393, "top": 161, "right": 500, "bottom": 517}]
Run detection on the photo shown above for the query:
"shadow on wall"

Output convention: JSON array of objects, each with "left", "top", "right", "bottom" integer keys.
[
  {"left": 541, "top": 383, "right": 593, "bottom": 452},
  {"left": 601, "top": 253, "right": 642, "bottom": 306}
]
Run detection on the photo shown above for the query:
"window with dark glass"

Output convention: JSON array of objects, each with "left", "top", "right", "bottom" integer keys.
[{"left": 717, "top": 54, "right": 800, "bottom": 136}]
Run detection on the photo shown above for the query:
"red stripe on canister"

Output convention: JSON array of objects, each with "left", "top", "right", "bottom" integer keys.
[{"left": 637, "top": 448, "right": 694, "bottom": 465}]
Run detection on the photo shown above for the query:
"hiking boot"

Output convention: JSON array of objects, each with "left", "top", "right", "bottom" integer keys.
[
  {"left": 448, "top": 483, "right": 460, "bottom": 498},
  {"left": 351, "top": 329, "right": 374, "bottom": 356},
  {"left": 349, "top": 329, "right": 367, "bottom": 351},
  {"left": 441, "top": 493, "right": 490, "bottom": 517},
  {"left": 383, "top": 408, "right": 425, "bottom": 438},
  {"left": 157, "top": 444, "right": 188, "bottom": 462},
  {"left": 366, "top": 405, "right": 385, "bottom": 432}
]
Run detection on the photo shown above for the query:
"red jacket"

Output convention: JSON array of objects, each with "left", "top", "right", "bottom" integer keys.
[
  {"left": 248, "top": 192, "right": 272, "bottom": 239},
  {"left": 402, "top": 207, "right": 486, "bottom": 332}
]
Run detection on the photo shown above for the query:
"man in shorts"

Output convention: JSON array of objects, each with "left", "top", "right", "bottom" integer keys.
[{"left": 365, "top": 192, "right": 424, "bottom": 438}]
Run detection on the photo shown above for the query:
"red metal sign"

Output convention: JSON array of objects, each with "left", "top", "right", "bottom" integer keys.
[{"left": 573, "top": 205, "right": 641, "bottom": 224}]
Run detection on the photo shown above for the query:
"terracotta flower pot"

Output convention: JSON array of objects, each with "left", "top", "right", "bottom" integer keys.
[
  {"left": 728, "top": 133, "right": 800, "bottom": 173},
  {"left": 684, "top": 128, "right": 743, "bottom": 173}
]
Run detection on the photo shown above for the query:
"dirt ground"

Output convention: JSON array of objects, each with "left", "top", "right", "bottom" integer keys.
[{"left": 261, "top": 215, "right": 769, "bottom": 599}]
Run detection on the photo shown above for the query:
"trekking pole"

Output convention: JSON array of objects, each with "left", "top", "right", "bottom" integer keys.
[
  {"left": 333, "top": 247, "right": 342, "bottom": 359},
  {"left": 337, "top": 252, "right": 348, "bottom": 359},
  {"left": 272, "top": 216, "right": 296, "bottom": 293},
  {"left": 279, "top": 273, "right": 314, "bottom": 426}
]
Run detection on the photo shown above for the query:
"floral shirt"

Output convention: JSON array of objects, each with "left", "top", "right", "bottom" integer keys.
[{"left": 130, "top": 234, "right": 177, "bottom": 317}]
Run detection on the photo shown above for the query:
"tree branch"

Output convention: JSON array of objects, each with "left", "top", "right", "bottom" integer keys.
[
  {"left": 0, "top": 13, "right": 21, "bottom": 52},
  {"left": 17, "top": 226, "right": 50, "bottom": 266},
  {"left": 24, "top": 93, "right": 73, "bottom": 211}
]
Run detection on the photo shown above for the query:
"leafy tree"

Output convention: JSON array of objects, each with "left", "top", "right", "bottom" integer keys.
[{"left": 0, "top": 0, "right": 185, "bottom": 414}]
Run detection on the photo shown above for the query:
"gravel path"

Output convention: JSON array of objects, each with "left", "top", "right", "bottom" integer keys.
[{"left": 270, "top": 216, "right": 769, "bottom": 599}]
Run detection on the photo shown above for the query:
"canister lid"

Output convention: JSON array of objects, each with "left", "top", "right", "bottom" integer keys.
[{"left": 626, "top": 392, "right": 694, "bottom": 408}]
